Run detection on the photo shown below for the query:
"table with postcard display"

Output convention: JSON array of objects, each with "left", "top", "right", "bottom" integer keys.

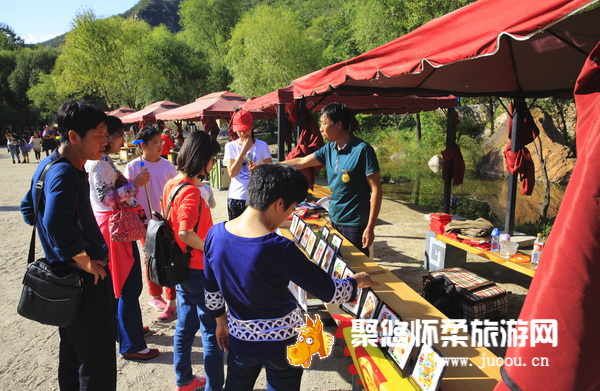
[{"left": 280, "top": 211, "right": 502, "bottom": 391}]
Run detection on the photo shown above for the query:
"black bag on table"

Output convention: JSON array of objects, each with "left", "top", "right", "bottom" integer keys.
[
  {"left": 17, "top": 158, "right": 83, "bottom": 328},
  {"left": 145, "top": 182, "right": 199, "bottom": 288},
  {"left": 422, "top": 267, "right": 508, "bottom": 321}
]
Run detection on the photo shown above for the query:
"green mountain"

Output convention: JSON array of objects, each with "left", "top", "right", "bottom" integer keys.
[{"left": 39, "top": 0, "right": 182, "bottom": 48}]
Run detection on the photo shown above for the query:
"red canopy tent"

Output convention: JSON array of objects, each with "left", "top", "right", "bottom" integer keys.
[
  {"left": 292, "top": 0, "right": 600, "bottom": 234},
  {"left": 155, "top": 91, "right": 248, "bottom": 121},
  {"left": 120, "top": 100, "right": 180, "bottom": 124},
  {"left": 243, "top": 85, "right": 458, "bottom": 114},
  {"left": 106, "top": 107, "right": 135, "bottom": 119},
  {"left": 243, "top": 85, "right": 459, "bottom": 167},
  {"left": 497, "top": 41, "right": 600, "bottom": 391},
  {"left": 293, "top": 0, "right": 599, "bottom": 98}
]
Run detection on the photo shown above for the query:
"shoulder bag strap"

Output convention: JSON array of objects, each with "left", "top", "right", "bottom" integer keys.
[{"left": 28, "top": 157, "right": 68, "bottom": 264}]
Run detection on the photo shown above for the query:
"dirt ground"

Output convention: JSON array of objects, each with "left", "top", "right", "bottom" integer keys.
[{"left": 0, "top": 151, "right": 530, "bottom": 390}]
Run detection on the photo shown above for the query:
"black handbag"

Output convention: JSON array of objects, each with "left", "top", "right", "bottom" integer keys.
[{"left": 17, "top": 158, "right": 83, "bottom": 328}]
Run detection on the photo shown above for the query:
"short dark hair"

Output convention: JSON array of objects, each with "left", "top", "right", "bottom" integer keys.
[
  {"left": 321, "top": 102, "right": 353, "bottom": 131},
  {"left": 176, "top": 131, "right": 221, "bottom": 179},
  {"left": 135, "top": 126, "right": 161, "bottom": 144},
  {"left": 56, "top": 100, "right": 107, "bottom": 144},
  {"left": 104, "top": 116, "right": 124, "bottom": 152},
  {"left": 247, "top": 164, "right": 308, "bottom": 212}
]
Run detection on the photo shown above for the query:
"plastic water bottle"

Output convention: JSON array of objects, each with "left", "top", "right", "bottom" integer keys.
[
  {"left": 531, "top": 233, "right": 544, "bottom": 267},
  {"left": 490, "top": 228, "right": 500, "bottom": 252}
]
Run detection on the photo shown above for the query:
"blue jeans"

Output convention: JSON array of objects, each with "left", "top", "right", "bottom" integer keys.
[
  {"left": 332, "top": 222, "right": 369, "bottom": 256},
  {"left": 8, "top": 144, "right": 20, "bottom": 162},
  {"left": 174, "top": 269, "right": 224, "bottom": 390},
  {"left": 224, "top": 351, "right": 303, "bottom": 391},
  {"left": 116, "top": 243, "right": 146, "bottom": 354}
]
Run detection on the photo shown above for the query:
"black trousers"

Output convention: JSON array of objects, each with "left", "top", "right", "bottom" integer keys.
[
  {"left": 58, "top": 267, "right": 116, "bottom": 391},
  {"left": 227, "top": 198, "right": 247, "bottom": 220},
  {"left": 332, "top": 222, "right": 370, "bottom": 257}
]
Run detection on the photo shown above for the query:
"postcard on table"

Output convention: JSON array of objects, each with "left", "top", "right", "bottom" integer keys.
[{"left": 409, "top": 344, "right": 446, "bottom": 391}]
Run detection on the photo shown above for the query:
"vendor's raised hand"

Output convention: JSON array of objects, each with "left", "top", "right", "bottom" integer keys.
[{"left": 133, "top": 170, "right": 151, "bottom": 188}]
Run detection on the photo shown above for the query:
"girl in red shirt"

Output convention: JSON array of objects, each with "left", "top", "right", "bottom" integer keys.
[{"left": 161, "top": 131, "right": 224, "bottom": 391}]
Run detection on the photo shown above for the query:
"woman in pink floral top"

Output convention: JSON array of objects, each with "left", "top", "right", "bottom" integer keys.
[{"left": 85, "top": 116, "right": 159, "bottom": 360}]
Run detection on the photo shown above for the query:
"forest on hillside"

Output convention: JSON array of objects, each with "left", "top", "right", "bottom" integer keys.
[{"left": 0, "top": 0, "right": 476, "bottom": 127}]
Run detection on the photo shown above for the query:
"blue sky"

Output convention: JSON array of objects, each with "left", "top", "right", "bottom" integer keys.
[{"left": 2, "top": 0, "right": 140, "bottom": 44}]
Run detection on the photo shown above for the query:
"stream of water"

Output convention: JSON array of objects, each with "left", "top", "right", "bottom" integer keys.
[{"left": 379, "top": 161, "right": 566, "bottom": 228}]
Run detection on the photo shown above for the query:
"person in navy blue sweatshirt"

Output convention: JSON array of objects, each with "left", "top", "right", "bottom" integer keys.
[
  {"left": 20, "top": 100, "right": 116, "bottom": 390},
  {"left": 203, "top": 164, "right": 378, "bottom": 391}
]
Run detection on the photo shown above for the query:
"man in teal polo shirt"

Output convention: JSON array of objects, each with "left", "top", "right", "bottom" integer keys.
[{"left": 282, "top": 102, "right": 382, "bottom": 255}]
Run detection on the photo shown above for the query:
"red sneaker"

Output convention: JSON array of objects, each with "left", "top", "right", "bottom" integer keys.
[
  {"left": 157, "top": 306, "right": 177, "bottom": 322},
  {"left": 176, "top": 375, "right": 206, "bottom": 391},
  {"left": 149, "top": 297, "right": 167, "bottom": 311}
]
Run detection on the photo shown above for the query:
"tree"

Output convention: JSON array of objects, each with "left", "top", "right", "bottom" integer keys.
[
  {"left": 54, "top": 10, "right": 151, "bottom": 108},
  {"left": 27, "top": 73, "right": 62, "bottom": 122},
  {"left": 179, "top": 0, "right": 244, "bottom": 91},
  {"left": 8, "top": 47, "right": 58, "bottom": 104},
  {"left": 225, "top": 4, "right": 323, "bottom": 97},
  {"left": 0, "top": 23, "right": 25, "bottom": 51},
  {"left": 137, "top": 26, "right": 209, "bottom": 105}
]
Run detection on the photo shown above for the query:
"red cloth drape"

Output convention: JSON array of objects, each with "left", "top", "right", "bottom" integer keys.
[
  {"left": 495, "top": 41, "right": 600, "bottom": 391},
  {"left": 201, "top": 117, "right": 220, "bottom": 140},
  {"left": 503, "top": 103, "right": 539, "bottom": 195},
  {"left": 441, "top": 145, "right": 465, "bottom": 186},
  {"left": 285, "top": 100, "right": 325, "bottom": 189}
]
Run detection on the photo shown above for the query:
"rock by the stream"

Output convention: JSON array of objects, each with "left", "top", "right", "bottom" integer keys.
[{"left": 479, "top": 107, "right": 575, "bottom": 183}]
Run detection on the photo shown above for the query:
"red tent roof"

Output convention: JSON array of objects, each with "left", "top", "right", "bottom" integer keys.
[
  {"left": 496, "top": 41, "right": 600, "bottom": 391},
  {"left": 293, "top": 0, "right": 599, "bottom": 98},
  {"left": 243, "top": 85, "right": 458, "bottom": 114},
  {"left": 155, "top": 91, "right": 248, "bottom": 121},
  {"left": 120, "top": 101, "right": 180, "bottom": 124},
  {"left": 106, "top": 107, "right": 135, "bottom": 119}
]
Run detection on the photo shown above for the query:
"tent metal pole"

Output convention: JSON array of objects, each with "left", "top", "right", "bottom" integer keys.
[
  {"left": 277, "top": 103, "right": 286, "bottom": 162},
  {"left": 504, "top": 97, "right": 525, "bottom": 234},
  {"left": 442, "top": 108, "right": 456, "bottom": 213}
]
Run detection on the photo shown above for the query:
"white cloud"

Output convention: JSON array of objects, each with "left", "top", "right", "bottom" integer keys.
[{"left": 24, "top": 33, "right": 62, "bottom": 44}]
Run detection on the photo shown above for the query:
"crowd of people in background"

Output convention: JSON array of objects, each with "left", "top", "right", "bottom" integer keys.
[
  {"left": 17, "top": 100, "right": 380, "bottom": 391},
  {"left": 3, "top": 125, "right": 58, "bottom": 164}
]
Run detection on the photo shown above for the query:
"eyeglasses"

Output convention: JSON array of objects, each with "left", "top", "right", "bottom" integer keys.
[{"left": 148, "top": 140, "right": 165, "bottom": 146}]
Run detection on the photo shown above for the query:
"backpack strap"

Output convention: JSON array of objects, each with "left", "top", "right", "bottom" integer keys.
[
  {"left": 164, "top": 182, "right": 193, "bottom": 219},
  {"left": 164, "top": 181, "right": 201, "bottom": 254}
]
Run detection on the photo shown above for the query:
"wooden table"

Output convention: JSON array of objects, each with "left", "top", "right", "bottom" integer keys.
[
  {"left": 308, "top": 184, "right": 332, "bottom": 200},
  {"left": 119, "top": 147, "right": 137, "bottom": 163},
  {"left": 282, "top": 220, "right": 502, "bottom": 391},
  {"left": 435, "top": 233, "right": 536, "bottom": 277}
]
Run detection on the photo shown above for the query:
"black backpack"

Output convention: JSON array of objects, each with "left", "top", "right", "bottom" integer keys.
[{"left": 145, "top": 182, "right": 198, "bottom": 287}]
